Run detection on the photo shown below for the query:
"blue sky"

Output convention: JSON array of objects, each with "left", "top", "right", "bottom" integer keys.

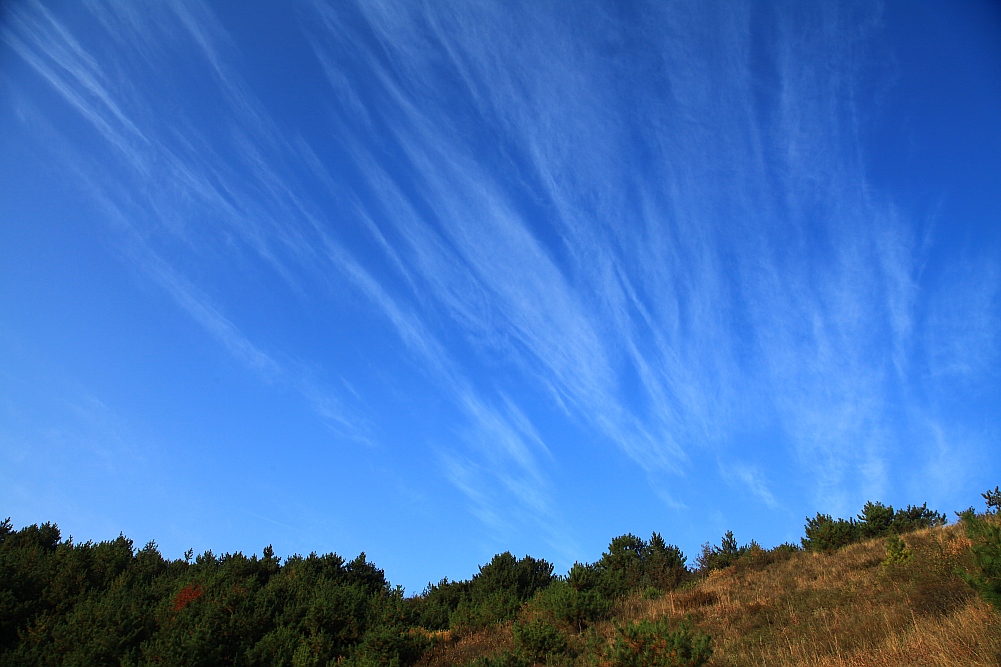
[{"left": 1, "top": 0, "right": 998, "bottom": 593}]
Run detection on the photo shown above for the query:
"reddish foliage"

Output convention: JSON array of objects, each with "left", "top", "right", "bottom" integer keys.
[{"left": 172, "top": 583, "right": 204, "bottom": 611}]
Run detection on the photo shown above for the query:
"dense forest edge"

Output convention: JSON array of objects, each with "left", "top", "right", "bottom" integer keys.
[{"left": 1, "top": 488, "right": 998, "bottom": 666}]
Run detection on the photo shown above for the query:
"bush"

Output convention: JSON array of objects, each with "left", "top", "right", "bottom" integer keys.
[
  {"left": 449, "top": 590, "right": 521, "bottom": 632},
  {"left": 890, "top": 503, "right": 948, "bottom": 533},
  {"left": 529, "top": 580, "right": 609, "bottom": 631},
  {"left": 696, "top": 531, "right": 752, "bottom": 572},
  {"left": 593, "top": 534, "right": 687, "bottom": 598},
  {"left": 410, "top": 577, "right": 468, "bottom": 630},
  {"left": 983, "top": 486, "right": 1001, "bottom": 514},
  {"left": 473, "top": 552, "right": 554, "bottom": 602},
  {"left": 959, "top": 488, "right": 1001, "bottom": 611},
  {"left": 470, "top": 651, "right": 530, "bottom": 667},
  {"left": 643, "top": 534, "right": 687, "bottom": 591},
  {"left": 345, "top": 623, "right": 430, "bottom": 667},
  {"left": 858, "top": 501, "right": 896, "bottom": 539},
  {"left": 512, "top": 616, "right": 568, "bottom": 663},
  {"left": 422, "top": 552, "right": 556, "bottom": 633},
  {"left": 599, "top": 617, "right": 712, "bottom": 667},
  {"left": 881, "top": 535, "right": 913, "bottom": 568},
  {"left": 802, "top": 501, "right": 947, "bottom": 553},
  {"left": 802, "top": 513, "right": 858, "bottom": 553}
]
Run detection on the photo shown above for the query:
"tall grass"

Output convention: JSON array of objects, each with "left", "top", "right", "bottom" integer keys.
[{"left": 419, "top": 524, "right": 1000, "bottom": 667}]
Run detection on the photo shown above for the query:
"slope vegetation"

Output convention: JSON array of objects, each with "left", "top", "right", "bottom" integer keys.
[{"left": 0, "top": 492, "right": 998, "bottom": 666}]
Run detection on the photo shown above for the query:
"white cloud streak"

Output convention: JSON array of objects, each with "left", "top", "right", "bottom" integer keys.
[
  {"left": 4, "top": 0, "right": 568, "bottom": 540},
  {"left": 302, "top": 0, "right": 998, "bottom": 510},
  {"left": 4, "top": 0, "right": 997, "bottom": 535}
]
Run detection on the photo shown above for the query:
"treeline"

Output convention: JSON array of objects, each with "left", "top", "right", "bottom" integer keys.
[
  {"left": 0, "top": 525, "right": 420, "bottom": 667},
  {"left": 1, "top": 491, "right": 997, "bottom": 667},
  {"left": 801, "top": 501, "right": 946, "bottom": 552}
]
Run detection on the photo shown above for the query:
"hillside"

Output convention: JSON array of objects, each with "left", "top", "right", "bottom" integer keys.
[
  {"left": 1, "top": 494, "right": 998, "bottom": 666},
  {"left": 421, "top": 523, "right": 1000, "bottom": 666}
]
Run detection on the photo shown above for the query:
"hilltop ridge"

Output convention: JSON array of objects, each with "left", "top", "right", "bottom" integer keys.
[
  {"left": 1, "top": 492, "right": 998, "bottom": 666},
  {"left": 423, "top": 521, "right": 999, "bottom": 666}
]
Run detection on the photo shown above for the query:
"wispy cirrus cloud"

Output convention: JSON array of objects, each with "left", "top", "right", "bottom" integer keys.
[
  {"left": 4, "top": 0, "right": 997, "bottom": 548},
  {"left": 4, "top": 0, "right": 570, "bottom": 541},
  {"left": 302, "top": 0, "right": 999, "bottom": 513},
  {"left": 2, "top": 0, "right": 364, "bottom": 436}
]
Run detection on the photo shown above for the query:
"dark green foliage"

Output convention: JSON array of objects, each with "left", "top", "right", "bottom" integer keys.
[
  {"left": 983, "top": 486, "right": 1001, "bottom": 514},
  {"left": 344, "top": 619, "right": 430, "bottom": 667},
  {"left": 891, "top": 503, "right": 948, "bottom": 532},
  {"left": 599, "top": 534, "right": 647, "bottom": 595},
  {"left": 412, "top": 552, "right": 555, "bottom": 634},
  {"left": 568, "top": 561, "right": 602, "bottom": 592},
  {"left": 958, "top": 489, "right": 1001, "bottom": 611},
  {"left": 802, "top": 513, "right": 859, "bottom": 553},
  {"left": 599, "top": 617, "right": 712, "bottom": 667},
  {"left": 470, "top": 650, "right": 530, "bottom": 667},
  {"left": 802, "top": 501, "right": 947, "bottom": 553},
  {"left": 411, "top": 577, "right": 467, "bottom": 631},
  {"left": 643, "top": 534, "right": 687, "bottom": 591},
  {"left": 472, "top": 552, "right": 554, "bottom": 602},
  {"left": 449, "top": 552, "right": 555, "bottom": 632},
  {"left": 771, "top": 542, "right": 801, "bottom": 556},
  {"left": 857, "top": 501, "right": 896, "bottom": 539},
  {"left": 0, "top": 493, "right": 960, "bottom": 665},
  {"left": 696, "top": 531, "right": 754, "bottom": 572},
  {"left": 528, "top": 580, "right": 609, "bottom": 631},
  {"left": 0, "top": 519, "right": 420, "bottom": 667},
  {"left": 591, "top": 533, "right": 687, "bottom": 597},
  {"left": 0, "top": 517, "right": 699, "bottom": 666},
  {"left": 449, "top": 591, "right": 521, "bottom": 632},
  {"left": 881, "top": 535, "right": 913, "bottom": 568},
  {"left": 511, "top": 616, "right": 567, "bottom": 663}
]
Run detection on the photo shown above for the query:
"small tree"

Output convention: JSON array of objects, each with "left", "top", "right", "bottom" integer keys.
[
  {"left": 512, "top": 616, "right": 567, "bottom": 663},
  {"left": 857, "top": 501, "right": 896, "bottom": 538},
  {"left": 697, "top": 531, "right": 749, "bottom": 571},
  {"left": 881, "top": 535, "right": 913, "bottom": 568},
  {"left": 983, "top": 486, "right": 1001, "bottom": 514},
  {"left": 802, "top": 513, "right": 858, "bottom": 552},
  {"left": 959, "top": 488, "right": 1001, "bottom": 611},
  {"left": 644, "top": 533, "right": 686, "bottom": 590},
  {"left": 599, "top": 617, "right": 711, "bottom": 667}
]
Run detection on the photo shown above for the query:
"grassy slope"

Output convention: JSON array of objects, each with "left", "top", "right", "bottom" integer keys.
[{"left": 419, "top": 523, "right": 1001, "bottom": 667}]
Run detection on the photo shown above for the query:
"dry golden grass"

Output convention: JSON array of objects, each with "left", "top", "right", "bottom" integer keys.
[
  {"left": 419, "top": 523, "right": 999, "bottom": 667},
  {"left": 416, "top": 622, "right": 513, "bottom": 667},
  {"left": 623, "top": 524, "right": 999, "bottom": 667}
]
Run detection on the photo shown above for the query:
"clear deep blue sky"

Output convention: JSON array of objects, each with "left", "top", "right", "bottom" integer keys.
[{"left": 1, "top": 1, "right": 999, "bottom": 593}]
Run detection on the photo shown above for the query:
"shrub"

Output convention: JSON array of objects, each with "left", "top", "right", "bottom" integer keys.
[
  {"left": 449, "top": 590, "right": 521, "bottom": 632},
  {"left": 599, "top": 617, "right": 711, "bottom": 667},
  {"left": 696, "top": 531, "right": 752, "bottom": 572},
  {"left": 802, "top": 501, "right": 946, "bottom": 553},
  {"left": 473, "top": 552, "right": 554, "bottom": 602},
  {"left": 858, "top": 501, "right": 896, "bottom": 539},
  {"left": 593, "top": 534, "right": 687, "bottom": 597},
  {"left": 529, "top": 580, "right": 609, "bottom": 631},
  {"left": 512, "top": 616, "right": 568, "bottom": 663},
  {"left": 470, "top": 651, "right": 530, "bottom": 667},
  {"left": 568, "top": 561, "right": 602, "bottom": 592},
  {"left": 411, "top": 577, "right": 467, "bottom": 630},
  {"left": 598, "top": 534, "right": 647, "bottom": 595},
  {"left": 643, "top": 534, "right": 687, "bottom": 591},
  {"left": 802, "top": 513, "right": 858, "bottom": 552},
  {"left": 345, "top": 623, "right": 430, "bottom": 667},
  {"left": 881, "top": 535, "right": 913, "bottom": 568},
  {"left": 959, "top": 488, "right": 1001, "bottom": 610},
  {"left": 983, "top": 486, "right": 1001, "bottom": 514},
  {"left": 891, "top": 503, "right": 947, "bottom": 533},
  {"left": 427, "top": 552, "right": 556, "bottom": 633}
]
